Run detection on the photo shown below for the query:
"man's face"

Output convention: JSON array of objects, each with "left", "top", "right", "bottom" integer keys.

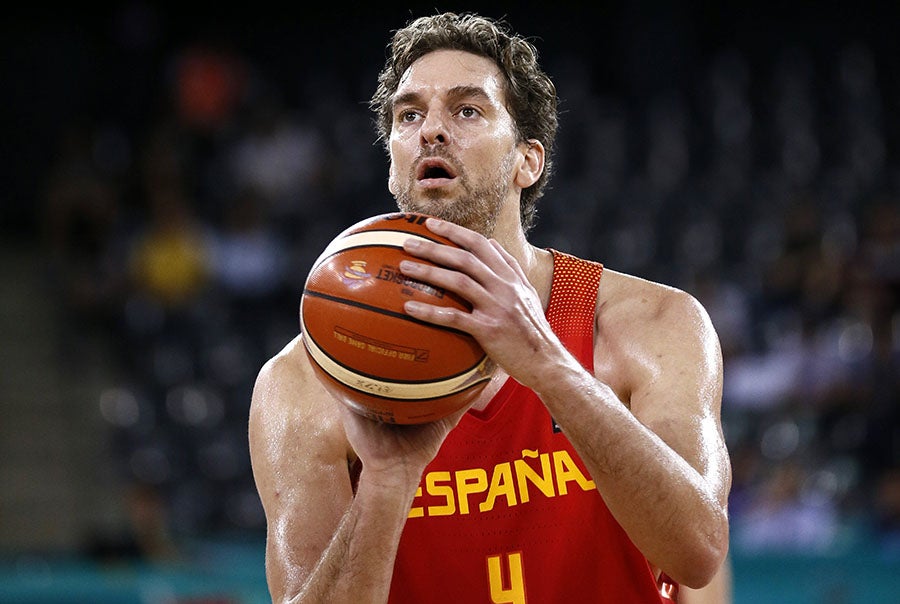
[{"left": 387, "top": 49, "right": 523, "bottom": 237}]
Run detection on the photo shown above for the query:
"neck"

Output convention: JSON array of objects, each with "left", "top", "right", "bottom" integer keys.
[{"left": 490, "top": 202, "right": 554, "bottom": 310}]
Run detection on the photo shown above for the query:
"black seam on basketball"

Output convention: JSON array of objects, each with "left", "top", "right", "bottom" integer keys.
[{"left": 302, "top": 289, "right": 472, "bottom": 338}]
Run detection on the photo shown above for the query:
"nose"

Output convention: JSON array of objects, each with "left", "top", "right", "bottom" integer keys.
[{"left": 419, "top": 109, "right": 448, "bottom": 146}]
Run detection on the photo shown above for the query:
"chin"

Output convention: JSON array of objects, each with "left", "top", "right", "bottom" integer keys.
[
  {"left": 395, "top": 193, "right": 493, "bottom": 236},
  {"left": 398, "top": 196, "right": 454, "bottom": 219}
]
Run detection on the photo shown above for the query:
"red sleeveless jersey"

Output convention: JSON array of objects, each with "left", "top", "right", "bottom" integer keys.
[{"left": 388, "top": 250, "right": 678, "bottom": 603}]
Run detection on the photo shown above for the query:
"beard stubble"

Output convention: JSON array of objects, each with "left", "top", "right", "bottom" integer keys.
[{"left": 394, "top": 146, "right": 517, "bottom": 238}]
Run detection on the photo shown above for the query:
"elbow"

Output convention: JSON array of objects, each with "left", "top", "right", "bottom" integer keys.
[{"left": 671, "top": 511, "right": 730, "bottom": 589}]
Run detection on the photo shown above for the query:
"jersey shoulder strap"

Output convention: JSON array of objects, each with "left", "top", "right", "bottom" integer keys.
[{"left": 545, "top": 249, "right": 603, "bottom": 365}]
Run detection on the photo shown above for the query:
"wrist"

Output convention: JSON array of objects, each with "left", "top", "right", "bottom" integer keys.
[
  {"left": 357, "top": 464, "right": 423, "bottom": 504},
  {"left": 523, "top": 354, "right": 589, "bottom": 399}
]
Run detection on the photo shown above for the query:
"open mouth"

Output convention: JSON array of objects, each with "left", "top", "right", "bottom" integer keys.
[{"left": 416, "top": 158, "right": 457, "bottom": 182}]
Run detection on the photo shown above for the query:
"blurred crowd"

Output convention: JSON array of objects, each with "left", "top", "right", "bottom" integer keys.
[{"left": 28, "top": 5, "right": 900, "bottom": 562}]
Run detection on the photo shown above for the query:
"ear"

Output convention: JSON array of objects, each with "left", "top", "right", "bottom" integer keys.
[
  {"left": 514, "top": 139, "right": 544, "bottom": 189},
  {"left": 388, "top": 160, "right": 398, "bottom": 195}
]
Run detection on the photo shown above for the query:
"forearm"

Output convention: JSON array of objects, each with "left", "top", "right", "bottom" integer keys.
[
  {"left": 532, "top": 360, "right": 729, "bottom": 587},
  {"left": 288, "top": 473, "right": 416, "bottom": 604}
]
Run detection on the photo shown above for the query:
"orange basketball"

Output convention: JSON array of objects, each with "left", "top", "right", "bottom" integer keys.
[{"left": 300, "top": 212, "right": 493, "bottom": 424}]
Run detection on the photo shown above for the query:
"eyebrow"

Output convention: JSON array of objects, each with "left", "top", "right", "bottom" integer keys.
[{"left": 392, "top": 85, "right": 494, "bottom": 111}]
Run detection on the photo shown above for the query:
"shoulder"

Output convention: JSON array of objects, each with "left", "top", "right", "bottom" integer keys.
[
  {"left": 597, "top": 268, "right": 713, "bottom": 330},
  {"left": 249, "top": 335, "right": 350, "bottom": 468},
  {"left": 251, "top": 335, "right": 311, "bottom": 418},
  {"left": 593, "top": 268, "right": 722, "bottom": 405}
]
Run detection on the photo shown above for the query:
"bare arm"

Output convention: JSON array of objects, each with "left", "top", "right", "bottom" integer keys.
[
  {"left": 400, "top": 218, "right": 731, "bottom": 588},
  {"left": 249, "top": 337, "right": 463, "bottom": 603},
  {"left": 534, "top": 273, "right": 731, "bottom": 587},
  {"left": 680, "top": 554, "right": 733, "bottom": 604}
]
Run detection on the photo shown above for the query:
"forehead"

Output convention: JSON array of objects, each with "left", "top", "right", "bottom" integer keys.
[{"left": 395, "top": 49, "right": 507, "bottom": 102}]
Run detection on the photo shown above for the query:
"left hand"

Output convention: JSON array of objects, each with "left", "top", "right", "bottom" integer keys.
[{"left": 399, "top": 217, "right": 562, "bottom": 389}]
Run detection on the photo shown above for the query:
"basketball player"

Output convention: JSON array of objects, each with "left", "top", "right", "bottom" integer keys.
[{"left": 249, "top": 12, "right": 732, "bottom": 603}]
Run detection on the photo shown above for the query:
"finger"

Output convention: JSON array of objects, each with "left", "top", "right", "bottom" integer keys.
[
  {"left": 403, "top": 299, "right": 472, "bottom": 332},
  {"left": 421, "top": 217, "right": 483, "bottom": 249},
  {"left": 423, "top": 218, "right": 511, "bottom": 268},
  {"left": 404, "top": 220, "right": 513, "bottom": 282},
  {"left": 399, "top": 257, "right": 488, "bottom": 305},
  {"left": 401, "top": 236, "right": 488, "bottom": 286},
  {"left": 425, "top": 218, "right": 524, "bottom": 279}
]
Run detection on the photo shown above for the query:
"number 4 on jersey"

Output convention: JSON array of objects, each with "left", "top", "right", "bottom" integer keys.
[{"left": 487, "top": 551, "right": 526, "bottom": 604}]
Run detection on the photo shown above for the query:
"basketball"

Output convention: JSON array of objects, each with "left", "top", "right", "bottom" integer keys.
[{"left": 300, "top": 212, "right": 494, "bottom": 424}]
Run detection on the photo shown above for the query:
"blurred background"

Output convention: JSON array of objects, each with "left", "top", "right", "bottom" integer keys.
[{"left": 1, "top": 1, "right": 898, "bottom": 602}]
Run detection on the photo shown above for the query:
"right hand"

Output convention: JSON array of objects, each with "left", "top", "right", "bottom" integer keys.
[{"left": 338, "top": 402, "right": 468, "bottom": 488}]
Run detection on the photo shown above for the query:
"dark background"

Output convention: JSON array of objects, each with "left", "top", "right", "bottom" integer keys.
[
  {"left": 4, "top": 1, "right": 899, "bottom": 238},
  {"left": 1, "top": 2, "right": 898, "bottom": 602}
]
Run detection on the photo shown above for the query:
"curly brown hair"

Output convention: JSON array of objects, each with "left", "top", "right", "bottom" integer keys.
[{"left": 370, "top": 12, "right": 559, "bottom": 233}]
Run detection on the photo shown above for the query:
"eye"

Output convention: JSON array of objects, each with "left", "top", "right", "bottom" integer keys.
[
  {"left": 458, "top": 106, "right": 479, "bottom": 119},
  {"left": 397, "top": 109, "right": 420, "bottom": 123}
]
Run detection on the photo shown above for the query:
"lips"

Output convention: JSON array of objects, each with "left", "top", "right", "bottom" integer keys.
[{"left": 416, "top": 158, "right": 457, "bottom": 182}]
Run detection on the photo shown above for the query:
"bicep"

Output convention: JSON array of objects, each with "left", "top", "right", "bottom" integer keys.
[
  {"left": 626, "top": 292, "right": 730, "bottom": 503},
  {"left": 249, "top": 352, "right": 354, "bottom": 600}
]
